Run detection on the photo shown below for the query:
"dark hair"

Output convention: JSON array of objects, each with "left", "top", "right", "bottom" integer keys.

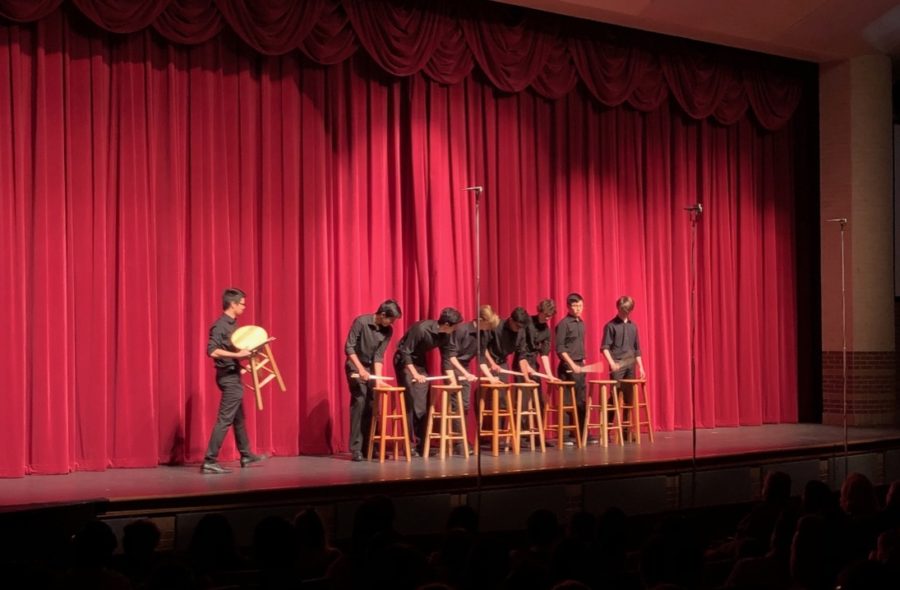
[
  {"left": 222, "top": 288, "right": 246, "bottom": 310},
  {"left": 377, "top": 299, "right": 402, "bottom": 319},
  {"left": 438, "top": 307, "right": 463, "bottom": 326},
  {"left": 566, "top": 293, "right": 583, "bottom": 306},
  {"left": 510, "top": 307, "right": 531, "bottom": 326},
  {"left": 538, "top": 299, "right": 556, "bottom": 315}
]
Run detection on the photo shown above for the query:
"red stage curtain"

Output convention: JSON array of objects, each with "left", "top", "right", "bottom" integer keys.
[{"left": 0, "top": 5, "right": 805, "bottom": 476}]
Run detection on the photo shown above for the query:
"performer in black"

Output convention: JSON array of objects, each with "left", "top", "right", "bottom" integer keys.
[
  {"left": 202, "top": 288, "right": 266, "bottom": 474},
  {"left": 344, "top": 299, "right": 402, "bottom": 462},
  {"left": 393, "top": 307, "right": 463, "bottom": 456},
  {"left": 555, "top": 292, "right": 588, "bottom": 445},
  {"left": 514, "top": 298, "right": 557, "bottom": 384},
  {"left": 441, "top": 305, "right": 500, "bottom": 408},
  {"left": 484, "top": 307, "right": 531, "bottom": 374},
  {"left": 601, "top": 295, "right": 646, "bottom": 381}
]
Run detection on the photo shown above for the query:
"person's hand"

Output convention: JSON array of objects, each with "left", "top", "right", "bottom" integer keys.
[
  {"left": 639, "top": 367, "right": 646, "bottom": 379},
  {"left": 413, "top": 373, "right": 427, "bottom": 384},
  {"left": 524, "top": 375, "right": 536, "bottom": 384},
  {"left": 464, "top": 373, "right": 478, "bottom": 382},
  {"left": 490, "top": 364, "right": 501, "bottom": 374},
  {"left": 608, "top": 360, "right": 620, "bottom": 372},
  {"left": 358, "top": 369, "right": 371, "bottom": 381},
  {"left": 570, "top": 364, "right": 582, "bottom": 374},
  {"left": 236, "top": 349, "right": 252, "bottom": 359}
]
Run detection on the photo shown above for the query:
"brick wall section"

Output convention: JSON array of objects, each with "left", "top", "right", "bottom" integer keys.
[{"left": 822, "top": 350, "right": 896, "bottom": 426}]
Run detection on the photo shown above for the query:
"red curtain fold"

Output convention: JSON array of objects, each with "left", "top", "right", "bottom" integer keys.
[
  {"left": 531, "top": 36, "right": 577, "bottom": 100},
  {"left": 213, "top": 0, "right": 325, "bottom": 55},
  {"left": 73, "top": 0, "right": 169, "bottom": 33},
  {"left": 661, "top": 49, "right": 732, "bottom": 121},
  {"left": 153, "top": 0, "right": 223, "bottom": 45},
  {"left": 0, "top": 0, "right": 61, "bottom": 21},
  {"left": 343, "top": 0, "right": 447, "bottom": 77},
  {"left": 569, "top": 37, "right": 647, "bottom": 107},
  {"left": 422, "top": 20, "right": 472, "bottom": 84},
  {"left": 300, "top": 0, "right": 356, "bottom": 64},
  {"left": 0, "top": 0, "right": 806, "bottom": 128},
  {"left": 744, "top": 67, "right": 803, "bottom": 131},
  {"left": 458, "top": 5, "right": 555, "bottom": 93}
]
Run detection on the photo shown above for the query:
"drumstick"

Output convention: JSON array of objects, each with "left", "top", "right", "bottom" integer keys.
[
  {"left": 424, "top": 375, "right": 450, "bottom": 382},
  {"left": 499, "top": 369, "right": 525, "bottom": 377},
  {"left": 530, "top": 371, "right": 554, "bottom": 380},
  {"left": 580, "top": 362, "right": 606, "bottom": 373},
  {"left": 350, "top": 373, "right": 394, "bottom": 381}
]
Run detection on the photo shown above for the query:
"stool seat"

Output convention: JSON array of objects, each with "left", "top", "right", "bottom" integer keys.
[
  {"left": 544, "top": 380, "right": 583, "bottom": 449},
  {"left": 476, "top": 381, "right": 517, "bottom": 456},
  {"left": 367, "top": 385, "right": 412, "bottom": 462},
  {"left": 586, "top": 380, "right": 623, "bottom": 447},
  {"left": 617, "top": 379, "right": 654, "bottom": 443}
]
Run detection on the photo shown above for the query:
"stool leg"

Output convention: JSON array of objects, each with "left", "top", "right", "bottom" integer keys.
[
  {"left": 456, "top": 391, "right": 470, "bottom": 457},
  {"left": 600, "top": 384, "right": 608, "bottom": 448},
  {"left": 508, "top": 390, "right": 519, "bottom": 454},
  {"left": 367, "top": 393, "right": 378, "bottom": 461},
  {"left": 491, "top": 389, "right": 499, "bottom": 456},
  {"left": 631, "top": 383, "right": 641, "bottom": 445},
  {"left": 424, "top": 392, "right": 435, "bottom": 460},
  {"left": 533, "top": 389, "right": 546, "bottom": 452},
  {"left": 476, "top": 391, "right": 484, "bottom": 457},
  {"left": 643, "top": 383, "right": 655, "bottom": 443},
  {"left": 440, "top": 390, "right": 448, "bottom": 459},
  {"left": 398, "top": 394, "right": 411, "bottom": 461},
  {"left": 378, "top": 393, "right": 389, "bottom": 463}
]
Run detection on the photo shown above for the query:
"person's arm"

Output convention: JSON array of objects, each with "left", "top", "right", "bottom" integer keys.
[
  {"left": 484, "top": 349, "right": 502, "bottom": 374},
  {"left": 208, "top": 324, "right": 251, "bottom": 359},
  {"left": 634, "top": 325, "right": 645, "bottom": 378},
  {"left": 398, "top": 324, "right": 427, "bottom": 383},
  {"left": 515, "top": 329, "right": 535, "bottom": 382},
  {"left": 344, "top": 319, "right": 370, "bottom": 380},
  {"left": 450, "top": 356, "right": 477, "bottom": 381},
  {"left": 601, "top": 322, "right": 618, "bottom": 372},
  {"left": 540, "top": 354, "right": 553, "bottom": 378},
  {"left": 373, "top": 361, "right": 384, "bottom": 377},
  {"left": 517, "top": 358, "right": 535, "bottom": 383}
]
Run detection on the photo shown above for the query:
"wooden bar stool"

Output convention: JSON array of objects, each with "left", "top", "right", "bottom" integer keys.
[
  {"left": 367, "top": 385, "right": 412, "bottom": 462},
  {"left": 617, "top": 378, "right": 654, "bottom": 444},
  {"left": 423, "top": 372, "right": 469, "bottom": 459},
  {"left": 543, "top": 381, "right": 583, "bottom": 449},
  {"left": 475, "top": 380, "right": 517, "bottom": 456},
  {"left": 513, "top": 382, "right": 545, "bottom": 452},
  {"left": 586, "top": 380, "right": 624, "bottom": 447}
]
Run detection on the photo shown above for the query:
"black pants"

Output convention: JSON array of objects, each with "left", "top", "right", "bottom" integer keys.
[
  {"left": 396, "top": 362, "right": 429, "bottom": 451},
  {"left": 557, "top": 359, "right": 586, "bottom": 429},
  {"left": 204, "top": 368, "right": 252, "bottom": 463},
  {"left": 347, "top": 372, "right": 374, "bottom": 455}
]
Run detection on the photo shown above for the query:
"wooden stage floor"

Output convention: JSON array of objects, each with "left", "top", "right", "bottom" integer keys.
[{"left": 3, "top": 424, "right": 900, "bottom": 516}]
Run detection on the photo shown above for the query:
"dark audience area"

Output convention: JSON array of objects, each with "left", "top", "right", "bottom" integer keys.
[{"left": 3, "top": 473, "right": 900, "bottom": 590}]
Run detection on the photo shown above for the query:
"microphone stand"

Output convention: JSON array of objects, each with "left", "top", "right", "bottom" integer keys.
[
  {"left": 685, "top": 204, "right": 702, "bottom": 508},
  {"left": 465, "top": 186, "right": 484, "bottom": 506}
]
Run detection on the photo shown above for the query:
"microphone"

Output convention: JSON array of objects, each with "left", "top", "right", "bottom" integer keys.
[
  {"left": 464, "top": 186, "right": 483, "bottom": 192},
  {"left": 683, "top": 203, "right": 703, "bottom": 214},
  {"left": 825, "top": 218, "right": 848, "bottom": 223}
]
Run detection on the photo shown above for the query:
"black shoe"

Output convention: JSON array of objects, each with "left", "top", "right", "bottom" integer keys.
[
  {"left": 352, "top": 451, "right": 364, "bottom": 462},
  {"left": 587, "top": 436, "right": 600, "bottom": 445},
  {"left": 563, "top": 438, "right": 576, "bottom": 447},
  {"left": 410, "top": 448, "right": 421, "bottom": 458},
  {"left": 201, "top": 462, "right": 231, "bottom": 474},
  {"left": 240, "top": 453, "right": 267, "bottom": 468},
  {"left": 454, "top": 445, "right": 474, "bottom": 456}
]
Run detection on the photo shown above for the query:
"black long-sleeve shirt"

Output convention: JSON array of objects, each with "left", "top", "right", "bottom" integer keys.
[
  {"left": 515, "top": 314, "right": 552, "bottom": 366},
  {"left": 344, "top": 314, "right": 393, "bottom": 371},
  {"left": 487, "top": 319, "right": 522, "bottom": 365},
  {"left": 207, "top": 314, "right": 239, "bottom": 370},
  {"left": 393, "top": 319, "right": 442, "bottom": 369},
  {"left": 441, "top": 321, "right": 488, "bottom": 370},
  {"left": 555, "top": 314, "right": 585, "bottom": 361},
  {"left": 601, "top": 316, "right": 641, "bottom": 360}
]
